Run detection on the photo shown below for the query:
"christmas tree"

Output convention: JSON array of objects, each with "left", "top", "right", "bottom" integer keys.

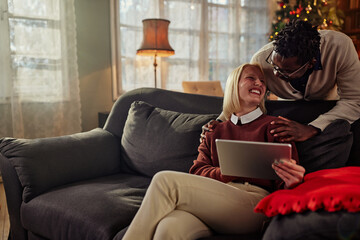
[{"left": 269, "top": 0, "right": 345, "bottom": 41}]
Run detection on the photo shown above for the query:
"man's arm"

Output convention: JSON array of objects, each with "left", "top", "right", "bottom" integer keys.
[
  {"left": 265, "top": 33, "right": 360, "bottom": 141},
  {"left": 309, "top": 33, "right": 360, "bottom": 131}
]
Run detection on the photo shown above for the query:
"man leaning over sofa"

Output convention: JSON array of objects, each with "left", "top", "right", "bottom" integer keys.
[{"left": 203, "top": 19, "right": 360, "bottom": 143}]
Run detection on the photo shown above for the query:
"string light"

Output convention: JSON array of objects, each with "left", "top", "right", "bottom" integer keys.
[
  {"left": 270, "top": 0, "right": 342, "bottom": 42},
  {"left": 323, "top": 18, "right": 328, "bottom": 27}
]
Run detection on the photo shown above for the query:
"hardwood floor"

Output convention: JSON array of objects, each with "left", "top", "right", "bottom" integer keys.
[{"left": 0, "top": 182, "right": 10, "bottom": 240}]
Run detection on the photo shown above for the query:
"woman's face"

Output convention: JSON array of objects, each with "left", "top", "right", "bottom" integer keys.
[{"left": 238, "top": 65, "right": 266, "bottom": 109}]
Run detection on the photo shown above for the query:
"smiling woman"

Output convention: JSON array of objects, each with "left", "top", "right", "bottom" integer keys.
[
  {"left": 122, "top": 64, "right": 304, "bottom": 240},
  {"left": 237, "top": 65, "right": 266, "bottom": 113},
  {"left": 222, "top": 64, "right": 266, "bottom": 120}
]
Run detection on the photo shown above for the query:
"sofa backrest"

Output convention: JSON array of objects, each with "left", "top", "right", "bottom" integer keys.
[
  {"left": 104, "top": 88, "right": 360, "bottom": 167},
  {"left": 104, "top": 88, "right": 223, "bottom": 139}
]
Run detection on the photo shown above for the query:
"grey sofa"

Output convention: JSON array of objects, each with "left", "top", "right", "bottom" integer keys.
[{"left": 0, "top": 87, "right": 359, "bottom": 240}]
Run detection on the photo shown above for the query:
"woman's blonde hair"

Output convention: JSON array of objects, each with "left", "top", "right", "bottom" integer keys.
[{"left": 222, "top": 63, "right": 266, "bottom": 120}]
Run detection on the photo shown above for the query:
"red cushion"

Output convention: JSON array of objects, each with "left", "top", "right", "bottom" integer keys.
[{"left": 254, "top": 166, "right": 360, "bottom": 217}]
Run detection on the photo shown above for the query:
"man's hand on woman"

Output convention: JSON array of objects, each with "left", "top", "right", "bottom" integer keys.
[
  {"left": 200, "top": 120, "right": 220, "bottom": 143},
  {"left": 201, "top": 116, "right": 320, "bottom": 143},
  {"left": 270, "top": 116, "right": 319, "bottom": 142}
]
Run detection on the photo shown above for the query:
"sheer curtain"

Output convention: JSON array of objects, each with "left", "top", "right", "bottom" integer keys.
[
  {"left": 112, "top": 0, "right": 270, "bottom": 97},
  {"left": 0, "top": 0, "right": 81, "bottom": 138}
]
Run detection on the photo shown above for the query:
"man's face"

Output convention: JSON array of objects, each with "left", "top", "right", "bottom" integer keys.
[{"left": 268, "top": 51, "right": 311, "bottom": 81}]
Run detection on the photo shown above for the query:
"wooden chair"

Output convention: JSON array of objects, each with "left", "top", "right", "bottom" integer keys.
[{"left": 182, "top": 81, "right": 224, "bottom": 97}]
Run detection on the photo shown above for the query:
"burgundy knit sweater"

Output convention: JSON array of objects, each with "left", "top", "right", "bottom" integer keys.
[{"left": 189, "top": 114, "right": 299, "bottom": 192}]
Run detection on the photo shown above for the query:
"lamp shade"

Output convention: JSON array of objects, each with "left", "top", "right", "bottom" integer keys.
[{"left": 137, "top": 18, "right": 175, "bottom": 57}]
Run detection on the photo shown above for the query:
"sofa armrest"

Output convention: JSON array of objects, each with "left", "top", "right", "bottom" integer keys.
[
  {"left": 0, "top": 128, "right": 121, "bottom": 203},
  {"left": 0, "top": 152, "right": 28, "bottom": 240}
]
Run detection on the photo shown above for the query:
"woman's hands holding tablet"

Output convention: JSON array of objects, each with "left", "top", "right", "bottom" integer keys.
[{"left": 272, "top": 159, "right": 305, "bottom": 189}]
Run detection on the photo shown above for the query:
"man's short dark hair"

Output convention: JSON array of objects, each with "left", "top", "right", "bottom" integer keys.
[{"left": 273, "top": 19, "right": 321, "bottom": 65}]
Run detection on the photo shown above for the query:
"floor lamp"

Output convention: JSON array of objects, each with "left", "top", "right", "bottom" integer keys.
[{"left": 136, "top": 18, "right": 175, "bottom": 88}]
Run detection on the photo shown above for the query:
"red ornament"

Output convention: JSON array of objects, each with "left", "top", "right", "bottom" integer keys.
[{"left": 296, "top": 4, "right": 304, "bottom": 14}]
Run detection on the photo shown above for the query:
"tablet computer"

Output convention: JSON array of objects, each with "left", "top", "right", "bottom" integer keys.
[{"left": 215, "top": 139, "right": 292, "bottom": 180}]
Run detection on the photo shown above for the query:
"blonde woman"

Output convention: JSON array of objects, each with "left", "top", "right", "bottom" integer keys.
[{"left": 123, "top": 64, "right": 305, "bottom": 240}]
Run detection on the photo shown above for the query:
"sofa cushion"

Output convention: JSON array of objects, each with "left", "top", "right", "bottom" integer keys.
[
  {"left": 263, "top": 211, "right": 360, "bottom": 240},
  {"left": 0, "top": 128, "right": 122, "bottom": 203},
  {"left": 121, "top": 101, "right": 219, "bottom": 177},
  {"left": 21, "top": 173, "right": 151, "bottom": 240},
  {"left": 254, "top": 167, "right": 360, "bottom": 217},
  {"left": 295, "top": 119, "right": 353, "bottom": 173},
  {"left": 348, "top": 118, "right": 360, "bottom": 166}
]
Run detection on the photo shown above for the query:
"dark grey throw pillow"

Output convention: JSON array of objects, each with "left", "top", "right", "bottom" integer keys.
[
  {"left": 121, "top": 101, "right": 218, "bottom": 177},
  {"left": 296, "top": 119, "right": 353, "bottom": 173},
  {"left": 263, "top": 211, "right": 360, "bottom": 240}
]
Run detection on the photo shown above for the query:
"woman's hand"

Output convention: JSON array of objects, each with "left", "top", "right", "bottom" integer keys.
[
  {"left": 200, "top": 120, "right": 219, "bottom": 143},
  {"left": 272, "top": 159, "right": 305, "bottom": 189}
]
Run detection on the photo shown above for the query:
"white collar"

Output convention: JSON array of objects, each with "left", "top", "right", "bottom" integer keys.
[{"left": 230, "top": 107, "right": 263, "bottom": 125}]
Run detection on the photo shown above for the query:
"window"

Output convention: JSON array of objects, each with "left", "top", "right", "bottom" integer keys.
[
  {"left": 111, "top": 0, "right": 270, "bottom": 99},
  {"left": 0, "top": 0, "right": 75, "bottom": 103},
  {"left": 0, "top": 0, "right": 81, "bottom": 138}
]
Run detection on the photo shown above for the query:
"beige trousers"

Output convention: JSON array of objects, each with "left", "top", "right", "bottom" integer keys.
[{"left": 123, "top": 171, "right": 269, "bottom": 240}]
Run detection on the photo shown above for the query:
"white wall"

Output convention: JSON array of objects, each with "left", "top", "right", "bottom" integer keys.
[{"left": 75, "top": 0, "right": 114, "bottom": 131}]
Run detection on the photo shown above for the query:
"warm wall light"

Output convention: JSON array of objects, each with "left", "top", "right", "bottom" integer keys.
[{"left": 137, "top": 18, "right": 175, "bottom": 88}]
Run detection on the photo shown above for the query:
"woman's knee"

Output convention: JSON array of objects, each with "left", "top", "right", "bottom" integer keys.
[
  {"left": 152, "top": 170, "right": 175, "bottom": 181},
  {"left": 153, "top": 210, "right": 212, "bottom": 240},
  {"left": 151, "top": 170, "right": 185, "bottom": 188}
]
